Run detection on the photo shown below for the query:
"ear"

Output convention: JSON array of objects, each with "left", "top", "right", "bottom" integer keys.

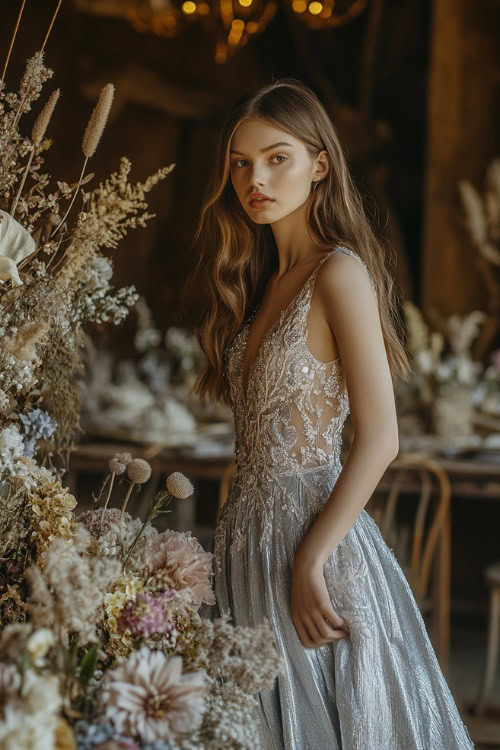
[{"left": 312, "top": 149, "right": 330, "bottom": 183}]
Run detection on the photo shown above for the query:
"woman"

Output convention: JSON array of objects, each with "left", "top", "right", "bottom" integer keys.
[{"left": 189, "top": 78, "right": 474, "bottom": 749}]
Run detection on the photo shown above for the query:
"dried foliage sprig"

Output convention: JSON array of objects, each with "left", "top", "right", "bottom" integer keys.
[
  {"left": 52, "top": 83, "right": 115, "bottom": 236},
  {"left": 11, "top": 89, "right": 60, "bottom": 217},
  {"left": 459, "top": 159, "right": 500, "bottom": 267}
]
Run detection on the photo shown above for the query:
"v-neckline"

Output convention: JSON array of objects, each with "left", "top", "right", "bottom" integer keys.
[{"left": 240, "top": 248, "right": 336, "bottom": 404}]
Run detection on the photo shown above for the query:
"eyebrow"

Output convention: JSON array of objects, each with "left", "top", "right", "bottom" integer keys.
[{"left": 229, "top": 141, "right": 294, "bottom": 155}]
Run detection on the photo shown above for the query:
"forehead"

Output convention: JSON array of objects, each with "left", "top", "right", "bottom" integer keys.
[{"left": 230, "top": 118, "right": 302, "bottom": 153}]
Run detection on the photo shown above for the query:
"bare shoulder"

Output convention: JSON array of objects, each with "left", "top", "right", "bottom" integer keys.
[{"left": 314, "top": 247, "right": 377, "bottom": 310}]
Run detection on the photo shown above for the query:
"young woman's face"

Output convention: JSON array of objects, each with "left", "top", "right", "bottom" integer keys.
[{"left": 229, "top": 117, "right": 327, "bottom": 224}]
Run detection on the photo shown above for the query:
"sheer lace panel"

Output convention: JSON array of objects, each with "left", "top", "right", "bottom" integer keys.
[{"left": 224, "top": 246, "right": 377, "bottom": 475}]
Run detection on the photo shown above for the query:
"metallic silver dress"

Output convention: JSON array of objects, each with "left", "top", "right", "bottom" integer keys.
[{"left": 208, "top": 247, "right": 474, "bottom": 749}]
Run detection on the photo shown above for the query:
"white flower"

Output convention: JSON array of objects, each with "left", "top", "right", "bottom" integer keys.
[
  {"left": 0, "top": 425, "right": 25, "bottom": 471},
  {"left": 0, "top": 669, "right": 61, "bottom": 750},
  {"left": 26, "top": 628, "right": 55, "bottom": 666},
  {"left": 83, "top": 256, "right": 113, "bottom": 292},
  {"left": 0, "top": 210, "right": 36, "bottom": 288}
]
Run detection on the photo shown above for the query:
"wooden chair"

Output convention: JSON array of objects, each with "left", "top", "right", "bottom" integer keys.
[
  {"left": 366, "top": 453, "right": 452, "bottom": 672},
  {"left": 474, "top": 561, "right": 500, "bottom": 716}
]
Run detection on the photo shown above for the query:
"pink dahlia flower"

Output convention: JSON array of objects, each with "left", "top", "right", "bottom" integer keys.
[
  {"left": 144, "top": 530, "right": 215, "bottom": 607},
  {"left": 103, "top": 647, "right": 206, "bottom": 743},
  {"left": 117, "top": 593, "right": 166, "bottom": 638}
]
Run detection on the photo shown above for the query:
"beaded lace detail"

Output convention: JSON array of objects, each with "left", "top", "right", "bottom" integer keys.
[{"left": 213, "top": 246, "right": 377, "bottom": 563}]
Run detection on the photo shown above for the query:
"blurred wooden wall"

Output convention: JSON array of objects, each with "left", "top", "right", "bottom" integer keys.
[{"left": 423, "top": 0, "right": 499, "bottom": 317}]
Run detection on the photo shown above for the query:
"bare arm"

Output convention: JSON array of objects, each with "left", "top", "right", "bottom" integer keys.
[
  {"left": 299, "top": 250, "right": 399, "bottom": 565},
  {"left": 291, "top": 251, "right": 399, "bottom": 648}
]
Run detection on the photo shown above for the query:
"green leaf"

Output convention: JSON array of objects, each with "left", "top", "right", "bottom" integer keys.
[{"left": 79, "top": 642, "right": 99, "bottom": 683}]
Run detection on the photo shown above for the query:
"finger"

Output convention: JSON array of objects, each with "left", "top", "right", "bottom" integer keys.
[
  {"left": 293, "top": 619, "right": 316, "bottom": 648},
  {"left": 321, "top": 607, "right": 350, "bottom": 633},
  {"left": 303, "top": 616, "right": 335, "bottom": 647},
  {"left": 312, "top": 611, "right": 348, "bottom": 640}
]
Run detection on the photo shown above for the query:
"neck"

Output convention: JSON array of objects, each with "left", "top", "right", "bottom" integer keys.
[{"left": 269, "top": 197, "right": 328, "bottom": 277}]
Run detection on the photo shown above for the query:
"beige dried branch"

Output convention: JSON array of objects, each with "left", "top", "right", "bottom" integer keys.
[
  {"left": 52, "top": 83, "right": 115, "bottom": 237},
  {"left": 10, "top": 89, "right": 60, "bottom": 218},
  {"left": 32, "top": 88, "right": 60, "bottom": 145},
  {"left": 402, "top": 300, "right": 429, "bottom": 355},
  {"left": 82, "top": 82, "right": 114, "bottom": 158}
]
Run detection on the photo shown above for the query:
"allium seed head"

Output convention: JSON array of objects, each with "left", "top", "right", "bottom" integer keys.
[
  {"left": 166, "top": 472, "right": 194, "bottom": 500},
  {"left": 127, "top": 458, "right": 152, "bottom": 484}
]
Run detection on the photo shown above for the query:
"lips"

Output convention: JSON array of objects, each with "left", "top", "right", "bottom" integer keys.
[{"left": 248, "top": 193, "right": 274, "bottom": 208}]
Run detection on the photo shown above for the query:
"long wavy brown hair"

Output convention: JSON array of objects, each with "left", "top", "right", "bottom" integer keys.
[{"left": 185, "top": 78, "right": 411, "bottom": 405}]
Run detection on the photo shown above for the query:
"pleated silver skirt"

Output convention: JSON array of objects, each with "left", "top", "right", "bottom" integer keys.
[{"left": 205, "top": 461, "right": 475, "bottom": 749}]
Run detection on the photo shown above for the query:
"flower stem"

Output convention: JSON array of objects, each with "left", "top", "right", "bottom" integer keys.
[
  {"left": 41, "top": 0, "right": 64, "bottom": 52},
  {"left": 121, "top": 481, "right": 136, "bottom": 519},
  {"left": 122, "top": 491, "right": 172, "bottom": 572},
  {"left": 99, "top": 473, "right": 115, "bottom": 529},
  {"left": 1, "top": 0, "right": 28, "bottom": 84},
  {"left": 52, "top": 156, "right": 88, "bottom": 236},
  {"left": 11, "top": 147, "right": 35, "bottom": 217}
]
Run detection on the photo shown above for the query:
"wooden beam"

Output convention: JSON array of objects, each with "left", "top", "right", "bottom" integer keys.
[{"left": 422, "top": 0, "right": 499, "bottom": 315}]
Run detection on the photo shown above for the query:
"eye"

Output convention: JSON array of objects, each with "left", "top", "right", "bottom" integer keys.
[
  {"left": 232, "top": 159, "right": 248, "bottom": 168},
  {"left": 271, "top": 154, "right": 288, "bottom": 164}
]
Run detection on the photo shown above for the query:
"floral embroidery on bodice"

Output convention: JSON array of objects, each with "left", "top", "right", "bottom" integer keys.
[{"left": 213, "top": 246, "right": 377, "bottom": 565}]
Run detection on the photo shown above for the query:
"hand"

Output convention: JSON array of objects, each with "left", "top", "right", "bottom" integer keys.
[{"left": 291, "top": 549, "right": 350, "bottom": 649}]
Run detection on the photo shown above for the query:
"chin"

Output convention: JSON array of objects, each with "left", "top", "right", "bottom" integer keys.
[{"left": 247, "top": 206, "right": 290, "bottom": 225}]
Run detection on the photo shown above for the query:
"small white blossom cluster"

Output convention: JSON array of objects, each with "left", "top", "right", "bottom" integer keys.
[
  {"left": 70, "top": 283, "right": 139, "bottom": 326},
  {"left": 0, "top": 352, "right": 40, "bottom": 395},
  {"left": 0, "top": 664, "right": 61, "bottom": 750},
  {"left": 0, "top": 424, "right": 29, "bottom": 481},
  {"left": 178, "top": 682, "right": 261, "bottom": 750}
]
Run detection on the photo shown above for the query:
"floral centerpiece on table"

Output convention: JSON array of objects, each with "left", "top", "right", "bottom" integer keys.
[
  {"left": 80, "top": 297, "right": 232, "bottom": 446},
  {"left": 0, "top": 32, "right": 283, "bottom": 750},
  {"left": 402, "top": 301, "right": 486, "bottom": 438}
]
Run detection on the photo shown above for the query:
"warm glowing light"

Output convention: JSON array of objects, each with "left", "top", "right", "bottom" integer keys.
[
  {"left": 197, "top": 2, "right": 210, "bottom": 12},
  {"left": 231, "top": 18, "right": 245, "bottom": 29},
  {"left": 292, "top": 0, "right": 307, "bottom": 11},
  {"left": 247, "top": 20, "right": 259, "bottom": 31},
  {"left": 239, "top": 0, "right": 253, "bottom": 6},
  {"left": 181, "top": 1, "right": 196, "bottom": 13},
  {"left": 308, "top": 1, "right": 323, "bottom": 14}
]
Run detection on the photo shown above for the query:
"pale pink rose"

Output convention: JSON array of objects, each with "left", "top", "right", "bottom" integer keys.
[
  {"left": 103, "top": 647, "right": 206, "bottom": 743},
  {"left": 144, "top": 530, "right": 215, "bottom": 607}
]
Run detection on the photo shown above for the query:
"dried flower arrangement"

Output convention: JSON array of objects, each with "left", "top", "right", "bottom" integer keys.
[
  {"left": 459, "top": 158, "right": 500, "bottom": 359},
  {"left": 401, "top": 300, "right": 500, "bottom": 439},
  {"left": 0, "top": 8, "right": 283, "bottom": 749},
  {"left": 80, "top": 298, "right": 233, "bottom": 447},
  {"left": 0, "top": 453, "right": 284, "bottom": 748}
]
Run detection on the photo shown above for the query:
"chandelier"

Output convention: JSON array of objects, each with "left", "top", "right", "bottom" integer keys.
[{"left": 125, "top": 0, "right": 369, "bottom": 63}]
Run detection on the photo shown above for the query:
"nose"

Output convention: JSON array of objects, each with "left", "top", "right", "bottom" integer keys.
[{"left": 248, "top": 165, "right": 267, "bottom": 189}]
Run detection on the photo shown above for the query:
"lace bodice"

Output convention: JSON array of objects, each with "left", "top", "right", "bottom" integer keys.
[
  {"left": 225, "top": 246, "right": 377, "bottom": 474},
  {"left": 213, "top": 246, "right": 377, "bottom": 561}
]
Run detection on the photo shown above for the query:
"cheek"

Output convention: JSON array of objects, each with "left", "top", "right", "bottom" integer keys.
[{"left": 273, "top": 162, "right": 312, "bottom": 202}]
